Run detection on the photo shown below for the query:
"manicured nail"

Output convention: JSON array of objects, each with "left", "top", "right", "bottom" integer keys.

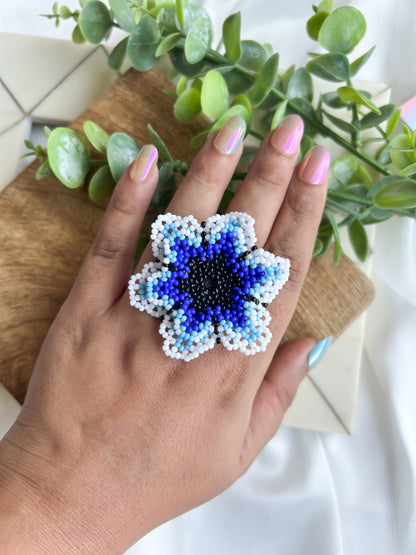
[
  {"left": 129, "top": 145, "right": 158, "bottom": 182},
  {"left": 308, "top": 336, "right": 333, "bottom": 370},
  {"left": 271, "top": 114, "right": 304, "bottom": 155},
  {"left": 298, "top": 145, "right": 330, "bottom": 185},
  {"left": 213, "top": 115, "right": 246, "bottom": 155}
]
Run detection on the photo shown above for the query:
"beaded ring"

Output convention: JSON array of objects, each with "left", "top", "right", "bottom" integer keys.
[{"left": 128, "top": 212, "right": 290, "bottom": 361}]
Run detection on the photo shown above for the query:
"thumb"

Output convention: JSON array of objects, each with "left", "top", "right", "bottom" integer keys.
[{"left": 240, "top": 337, "right": 330, "bottom": 471}]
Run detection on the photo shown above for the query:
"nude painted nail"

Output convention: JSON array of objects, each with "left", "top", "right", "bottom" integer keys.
[
  {"left": 271, "top": 114, "right": 304, "bottom": 154},
  {"left": 130, "top": 145, "right": 158, "bottom": 182},
  {"left": 213, "top": 115, "right": 246, "bottom": 155},
  {"left": 298, "top": 145, "right": 330, "bottom": 185}
]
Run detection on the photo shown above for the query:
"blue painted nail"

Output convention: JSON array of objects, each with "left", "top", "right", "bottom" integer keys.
[{"left": 308, "top": 336, "right": 333, "bottom": 370}]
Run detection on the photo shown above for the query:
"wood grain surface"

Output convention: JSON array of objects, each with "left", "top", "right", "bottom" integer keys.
[{"left": 0, "top": 69, "right": 375, "bottom": 403}]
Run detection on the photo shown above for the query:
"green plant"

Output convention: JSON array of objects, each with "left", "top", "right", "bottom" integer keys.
[{"left": 28, "top": 0, "right": 416, "bottom": 264}]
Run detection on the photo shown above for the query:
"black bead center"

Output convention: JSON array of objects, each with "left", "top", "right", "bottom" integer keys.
[{"left": 179, "top": 253, "right": 242, "bottom": 313}]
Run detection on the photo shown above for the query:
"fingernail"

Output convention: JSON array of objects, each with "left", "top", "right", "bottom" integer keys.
[
  {"left": 213, "top": 115, "right": 246, "bottom": 155},
  {"left": 129, "top": 145, "right": 158, "bottom": 182},
  {"left": 308, "top": 336, "right": 333, "bottom": 370},
  {"left": 298, "top": 145, "right": 330, "bottom": 185},
  {"left": 271, "top": 114, "right": 304, "bottom": 155}
]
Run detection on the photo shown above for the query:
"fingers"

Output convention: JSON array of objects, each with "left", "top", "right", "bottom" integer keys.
[
  {"left": 70, "top": 145, "right": 159, "bottom": 313},
  {"left": 239, "top": 338, "right": 315, "bottom": 471},
  {"left": 265, "top": 145, "right": 330, "bottom": 337},
  {"left": 227, "top": 115, "right": 304, "bottom": 246},
  {"left": 166, "top": 115, "right": 246, "bottom": 220}
]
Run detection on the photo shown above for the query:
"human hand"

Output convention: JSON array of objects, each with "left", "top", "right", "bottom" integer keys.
[{"left": 0, "top": 114, "right": 329, "bottom": 553}]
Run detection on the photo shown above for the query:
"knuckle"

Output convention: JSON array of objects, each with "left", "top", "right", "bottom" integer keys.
[
  {"left": 286, "top": 186, "right": 321, "bottom": 221},
  {"left": 91, "top": 236, "right": 125, "bottom": 261},
  {"left": 275, "top": 380, "right": 295, "bottom": 413},
  {"left": 111, "top": 191, "right": 139, "bottom": 218},
  {"left": 187, "top": 161, "right": 223, "bottom": 192}
]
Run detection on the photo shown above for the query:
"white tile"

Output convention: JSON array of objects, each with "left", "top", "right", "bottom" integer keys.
[
  {"left": 0, "top": 32, "right": 97, "bottom": 113},
  {"left": 0, "top": 118, "right": 31, "bottom": 192},
  {"left": 0, "top": 81, "right": 24, "bottom": 133},
  {"left": 32, "top": 47, "right": 118, "bottom": 122}
]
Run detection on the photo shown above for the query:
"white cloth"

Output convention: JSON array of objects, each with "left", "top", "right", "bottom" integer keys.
[{"left": 0, "top": 1, "right": 415, "bottom": 554}]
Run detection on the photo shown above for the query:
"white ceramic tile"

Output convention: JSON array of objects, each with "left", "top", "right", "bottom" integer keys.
[
  {"left": 32, "top": 47, "right": 118, "bottom": 123},
  {"left": 0, "top": 32, "right": 97, "bottom": 113},
  {"left": 0, "top": 81, "right": 24, "bottom": 133},
  {"left": 0, "top": 118, "right": 31, "bottom": 192},
  {"left": 0, "top": 384, "right": 20, "bottom": 439}
]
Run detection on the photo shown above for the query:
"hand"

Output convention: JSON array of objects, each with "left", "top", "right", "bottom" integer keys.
[{"left": 0, "top": 114, "right": 329, "bottom": 553}]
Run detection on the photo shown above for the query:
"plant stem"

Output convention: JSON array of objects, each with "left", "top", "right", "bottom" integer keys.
[
  {"left": 248, "top": 129, "right": 264, "bottom": 141},
  {"left": 327, "top": 189, "right": 373, "bottom": 206},
  {"left": 347, "top": 78, "right": 361, "bottom": 148}
]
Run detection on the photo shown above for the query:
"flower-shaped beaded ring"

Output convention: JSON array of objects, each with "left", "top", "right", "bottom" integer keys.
[{"left": 128, "top": 212, "right": 290, "bottom": 361}]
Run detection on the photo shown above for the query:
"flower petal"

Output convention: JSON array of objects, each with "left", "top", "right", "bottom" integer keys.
[
  {"left": 128, "top": 261, "right": 166, "bottom": 317},
  {"left": 160, "top": 311, "right": 216, "bottom": 362},
  {"left": 150, "top": 214, "right": 202, "bottom": 259},
  {"left": 245, "top": 249, "right": 290, "bottom": 304},
  {"left": 204, "top": 211, "right": 257, "bottom": 254},
  {"left": 219, "top": 305, "right": 272, "bottom": 355}
]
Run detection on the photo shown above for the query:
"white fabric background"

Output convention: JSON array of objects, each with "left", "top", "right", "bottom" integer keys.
[{"left": 1, "top": 1, "right": 415, "bottom": 554}]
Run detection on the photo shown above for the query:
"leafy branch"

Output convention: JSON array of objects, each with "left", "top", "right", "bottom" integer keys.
[{"left": 26, "top": 0, "right": 416, "bottom": 263}]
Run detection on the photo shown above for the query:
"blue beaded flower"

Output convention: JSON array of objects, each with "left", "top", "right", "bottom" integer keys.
[{"left": 128, "top": 212, "right": 290, "bottom": 361}]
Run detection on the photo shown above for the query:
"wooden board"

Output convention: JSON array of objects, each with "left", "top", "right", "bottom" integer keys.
[{"left": 0, "top": 69, "right": 375, "bottom": 403}]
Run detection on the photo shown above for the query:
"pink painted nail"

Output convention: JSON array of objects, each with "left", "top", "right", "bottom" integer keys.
[
  {"left": 130, "top": 145, "right": 158, "bottom": 182},
  {"left": 213, "top": 115, "right": 246, "bottom": 155},
  {"left": 271, "top": 114, "right": 304, "bottom": 154},
  {"left": 298, "top": 145, "right": 330, "bottom": 185}
]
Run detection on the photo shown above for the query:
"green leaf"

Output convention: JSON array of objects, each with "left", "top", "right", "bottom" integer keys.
[
  {"left": 358, "top": 103, "right": 395, "bottom": 130},
  {"left": 390, "top": 134, "right": 414, "bottom": 170},
  {"left": 182, "top": 4, "right": 212, "bottom": 34},
  {"left": 189, "top": 129, "right": 209, "bottom": 149},
  {"left": 109, "top": 0, "right": 135, "bottom": 32},
  {"left": 108, "top": 36, "right": 128, "bottom": 70},
  {"left": 318, "top": 0, "right": 333, "bottom": 12},
  {"left": 175, "top": 0, "right": 184, "bottom": 29},
  {"left": 83, "top": 120, "right": 110, "bottom": 155},
  {"left": 373, "top": 178, "right": 416, "bottom": 209},
  {"left": 326, "top": 211, "right": 343, "bottom": 262},
  {"left": 201, "top": 70, "right": 229, "bottom": 119},
  {"left": 312, "top": 238, "right": 324, "bottom": 257},
  {"left": 155, "top": 32, "right": 182, "bottom": 57},
  {"left": 79, "top": 1, "right": 113, "bottom": 44},
  {"left": 176, "top": 75, "right": 187, "bottom": 97},
  {"left": 52, "top": 2, "right": 59, "bottom": 15},
  {"left": 88, "top": 165, "right": 115, "bottom": 201},
  {"left": 24, "top": 139, "right": 34, "bottom": 150},
  {"left": 286, "top": 68, "right": 313, "bottom": 102},
  {"left": 34, "top": 145, "right": 47, "bottom": 158},
  {"left": 337, "top": 86, "right": 381, "bottom": 114},
  {"left": 173, "top": 88, "right": 201, "bottom": 122},
  {"left": 306, "top": 12, "right": 329, "bottom": 41},
  {"left": 127, "top": 14, "right": 160, "bottom": 71},
  {"left": 271, "top": 99, "right": 288, "bottom": 130},
  {"left": 377, "top": 141, "right": 393, "bottom": 165},
  {"left": 249, "top": 53, "right": 279, "bottom": 107},
  {"left": 386, "top": 108, "right": 401, "bottom": 136},
  {"left": 72, "top": 24, "right": 86, "bottom": 44},
  {"left": 223, "top": 69, "right": 253, "bottom": 95},
  {"left": 147, "top": 124, "right": 174, "bottom": 163},
  {"left": 231, "top": 94, "right": 252, "bottom": 119},
  {"left": 399, "top": 162, "right": 416, "bottom": 177},
  {"left": 184, "top": 16, "right": 211, "bottom": 64},
  {"left": 348, "top": 220, "right": 368, "bottom": 261},
  {"left": 47, "top": 127, "right": 91, "bottom": 188},
  {"left": 44, "top": 126, "right": 52, "bottom": 137},
  {"left": 322, "top": 109, "right": 357, "bottom": 134},
  {"left": 192, "top": 78, "right": 203, "bottom": 92},
  {"left": 59, "top": 5, "right": 72, "bottom": 19},
  {"left": 350, "top": 45, "right": 376, "bottom": 76},
  {"left": 170, "top": 47, "right": 206, "bottom": 77},
  {"left": 318, "top": 6, "right": 366, "bottom": 54},
  {"left": 306, "top": 52, "right": 350, "bottom": 82},
  {"left": 107, "top": 133, "right": 140, "bottom": 182},
  {"left": 222, "top": 12, "right": 242, "bottom": 63},
  {"left": 239, "top": 40, "right": 267, "bottom": 72},
  {"left": 321, "top": 91, "right": 348, "bottom": 109},
  {"left": 328, "top": 155, "right": 358, "bottom": 189},
  {"left": 208, "top": 105, "right": 250, "bottom": 135},
  {"left": 35, "top": 159, "right": 53, "bottom": 180}
]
